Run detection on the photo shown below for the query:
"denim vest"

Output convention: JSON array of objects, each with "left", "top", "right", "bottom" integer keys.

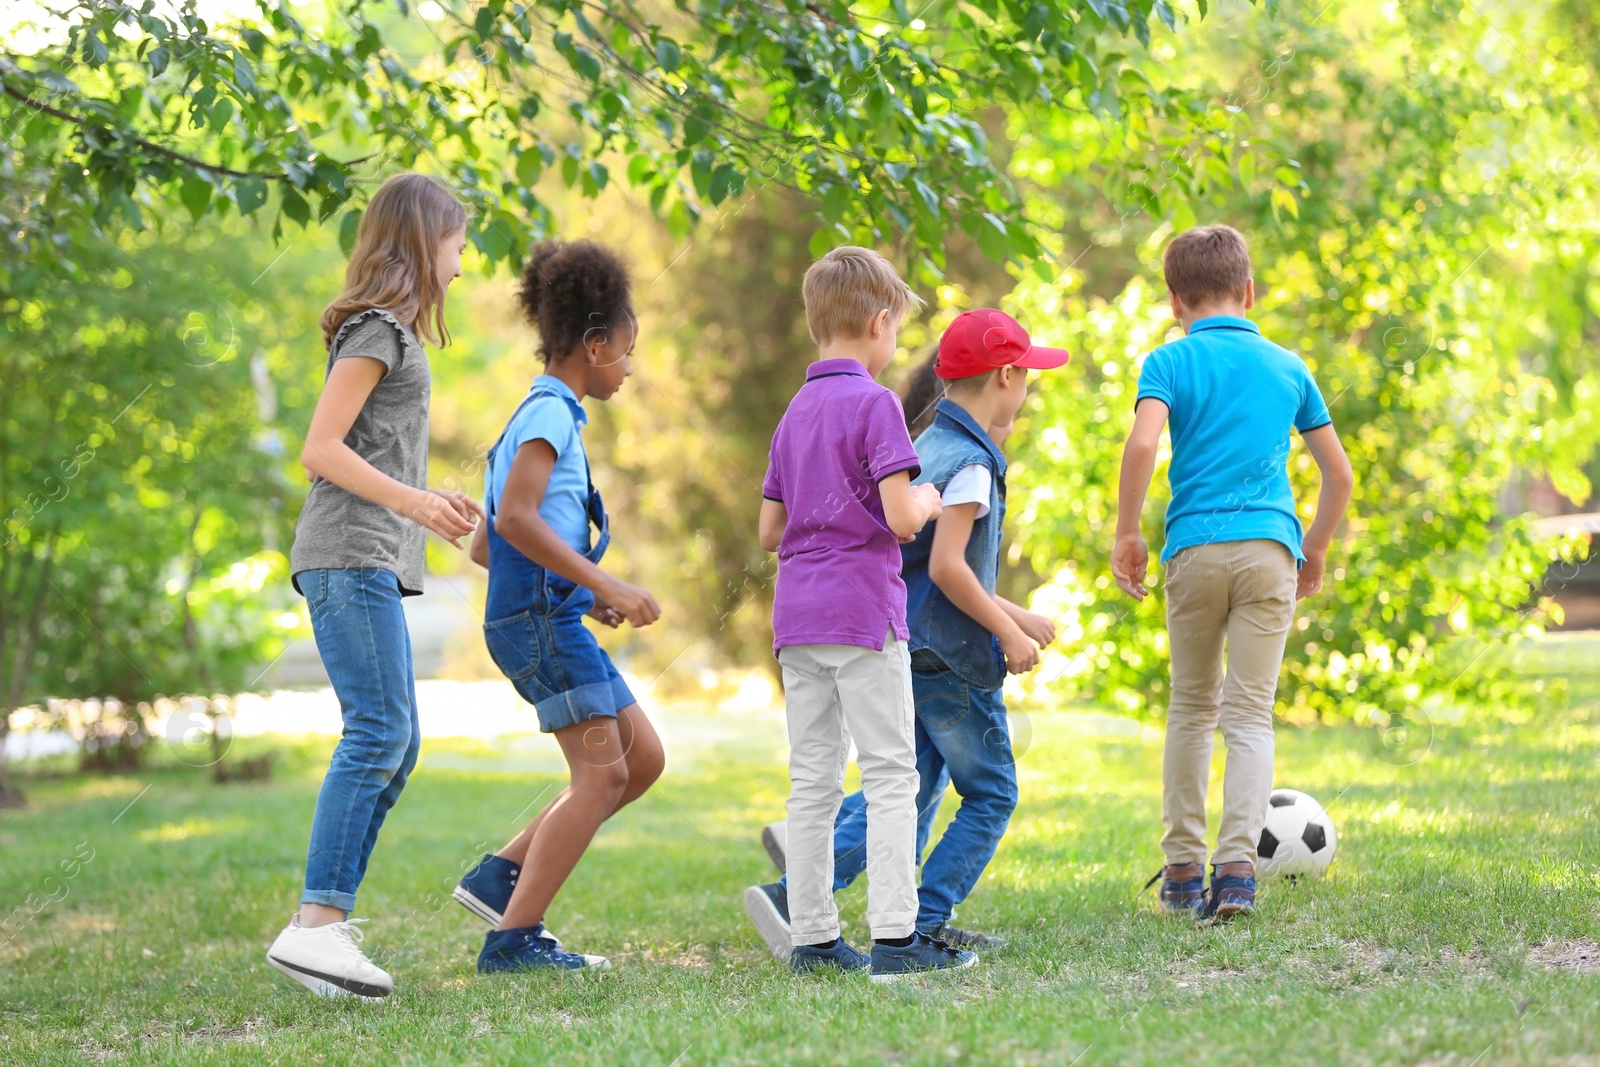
[
  {"left": 483, "top": 384, "right": 609, "bottom": 624},
  {"left": 901, "top": 398, "right": 1008, "bottom": 690}
]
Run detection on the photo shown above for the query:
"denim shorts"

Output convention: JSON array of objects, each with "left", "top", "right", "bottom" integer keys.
[{"left": 483, "top": 574, "right": 635, "bottom": 733}]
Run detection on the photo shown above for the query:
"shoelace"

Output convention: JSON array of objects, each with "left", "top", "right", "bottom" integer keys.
[
  {"left": 1142, "top": 868, "right": 1165, "bottom": 892},
  {"left": 326, "top": 918, "right": 372, "bottom": 963}
]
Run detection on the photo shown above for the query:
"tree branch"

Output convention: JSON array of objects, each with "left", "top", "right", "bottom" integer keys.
[{"left": 0, "top": 83, "right": 373, "bottom": 181}]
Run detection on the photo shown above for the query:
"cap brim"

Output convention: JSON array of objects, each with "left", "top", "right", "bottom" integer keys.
[{"left": 1014, "top": 344, "right": 1071, "bottom": 370}]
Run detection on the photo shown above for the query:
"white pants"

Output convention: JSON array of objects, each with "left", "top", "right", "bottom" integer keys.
[{"left": 779, "top": 630, "right": 919, "bottom": 944}]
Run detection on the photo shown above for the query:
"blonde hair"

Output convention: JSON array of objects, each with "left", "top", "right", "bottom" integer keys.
[
  {"left": 320, "top": 173, "right": 468, "bottom": 349},
  {"left": 1162, "top": 224, "right": 1252, "bottom": 307},
  {"left": 802, "top": 246, "right": 922, "bottom": 343}
]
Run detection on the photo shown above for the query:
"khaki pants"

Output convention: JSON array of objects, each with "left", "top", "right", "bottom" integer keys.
[
  {"left": 1162, "top": 539, "right": 1297, "bottom": 866},
  {"left": 779, "top": 629, "right": 919, "bottom": 944}
]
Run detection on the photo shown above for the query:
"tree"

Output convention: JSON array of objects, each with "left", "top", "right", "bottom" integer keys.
[
  {"left": 1004, "top": 0, "right": 1599, "bottom": 727},
  {"left": 2, "top": 0, "right": 1235, "bottom": 285}
]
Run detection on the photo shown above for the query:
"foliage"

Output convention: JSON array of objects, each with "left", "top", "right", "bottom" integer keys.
[
  {"left": 1005, "top": 1, "right": 1600, "bottom": 722},
  {"left": 1, "top": 0, "right": 1232, "bottom": 282},
  {"left": 0, "top": 223, "right": 302, "bottom": 789}
]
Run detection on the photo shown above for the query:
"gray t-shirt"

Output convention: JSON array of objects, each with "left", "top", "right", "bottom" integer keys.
[{"left": 290, "top": 308, "right": 431, "bottom": 596}]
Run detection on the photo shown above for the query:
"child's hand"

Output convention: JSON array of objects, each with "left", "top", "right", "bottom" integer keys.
[
  {"left": 1297, "top": 548, "right": 1327, "bottom": 600},
  {"left": 598, "top": 577, "right": 661, "bottom": 627},
  {"left": 429, "top": 488, "right": 485, "bottom": 526},
  {"left": 409, "top": 488, "right": 479, "bottom": 548},
  {"left": 1000, "top": 625, "right": 1040, "bottom": 674},
  {"left": 1015, "top": 609, "right": 1056, "bottom": 648},
  {"left": 586, "top": 599, "right": 625, "bottom": 627},
  {"left": 912, "top": 482, "right": 943, "bottom": 523},
  {"left": 1111, "top": 532, "right": 1150, "bottom": 600}
]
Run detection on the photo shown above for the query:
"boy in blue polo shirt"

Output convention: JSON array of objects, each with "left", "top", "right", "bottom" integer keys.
[{"left": 1113, "top": 224, "right": 1354, "bottom": 923}]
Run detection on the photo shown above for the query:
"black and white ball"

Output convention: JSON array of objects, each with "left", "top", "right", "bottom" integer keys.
[{"left": 1257, "top": 788, "right": 1337, "bottom": 881}]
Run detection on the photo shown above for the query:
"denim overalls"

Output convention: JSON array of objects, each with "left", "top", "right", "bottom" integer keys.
[{"left": 481, "top": 384, "right": 635, "bottom": 732}]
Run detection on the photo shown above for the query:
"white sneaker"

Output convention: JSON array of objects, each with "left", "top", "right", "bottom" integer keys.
[
  {"left": 761, "top": 820, "right": 788, "bottom": 874},
  {"left": 266, "top": 916, "right": 394, "bottom": 1000}
]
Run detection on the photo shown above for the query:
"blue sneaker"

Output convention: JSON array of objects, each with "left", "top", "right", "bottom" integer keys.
[
  {"left": 743, "top": 882, "right": 792, "bottom": 961},
  {"left": 1144, "top": 862, "right": 1207, "bottom": 916},
  {"left": 454, "top": 853, "right": 518, "bottom": 926},
  {"left": 869, "top": 931, "right": 977, "bottom": 984},
  {"left": 477, "top": 925, "right": 609, "bottom": 973},
  {"left": 1199, "top": 861, "right": 1256, "bottom": 924},
  {"left": 790, "top": 938, "right": 870, "bottom": 975}
]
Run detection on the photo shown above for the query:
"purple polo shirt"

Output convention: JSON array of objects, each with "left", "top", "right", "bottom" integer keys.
[{"left": 762, "top": 358, "right": 921, "bottom": 653}]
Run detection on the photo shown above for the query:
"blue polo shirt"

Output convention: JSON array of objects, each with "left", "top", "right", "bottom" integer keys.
[
  {"left": 1136, "top": 316, "right": 1331, "bottom": 564},
  {"left": 485, "top": 375, "right": 592, "bottom": 552}
]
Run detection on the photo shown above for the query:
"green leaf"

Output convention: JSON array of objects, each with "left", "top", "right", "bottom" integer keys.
[
  {"left": 883, "top": 162, "right": 908, "bottom": 183},
  {"left": 234, "top": 178, "right": 268, "bottom": 216},
  {"left": 569, "top": 44, "right": 602, "bottom": 82},
  {"left": 516, "top": 147, "right": 543, "bottom": 186},
  {"left": 281, "top": 186, "right": 311, "bottom": 226},
  {"left": 148, "top": 46, "right": 169, "bottom": 76},
  {"left": 180, "top": 175, "right": 211, "bottom": 221},
  {"left": 655, "top": 38, "right": 682, "bottom": 72},
  {"left": 709, "top": 163, "right": 739, "bottom": 205},
  {"left": 588, "top": 161, "right": 609, "bottom": 192},
  {"left": 210, "top": 97, "right": 234, "bottom": 129},
  {"left": 913, "top": 179, "right": 940, "bottom": 217},
  {"left": 627, "top": 154, "right": 653, "bottom": 184},
  {"left": 339, "top": 209, "right": 363, "bottom": 254}
]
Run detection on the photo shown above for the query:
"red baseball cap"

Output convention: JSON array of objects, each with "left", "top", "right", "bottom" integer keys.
[{"left": 936, "top": 309, "right": 1071, "bottom": 379}]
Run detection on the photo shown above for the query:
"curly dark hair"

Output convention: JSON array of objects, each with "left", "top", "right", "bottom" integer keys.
[
  {"left": 516, "top": 239, "right": 635, "bottom": 363},
  {"left": 900, "top": 350, "right": 945, "bottom": 437}
]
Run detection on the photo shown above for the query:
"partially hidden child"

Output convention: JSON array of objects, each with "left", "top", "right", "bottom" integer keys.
[{"left": 745, "top": 309, "right": 1065, "bottom": 960}]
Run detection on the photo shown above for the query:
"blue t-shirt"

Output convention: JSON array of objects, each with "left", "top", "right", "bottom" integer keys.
[
  {"left": 1135, "top": 316, "right": 1331, "bottom": 564},
  {"left": 485, "top": 375, "right": 592, "bottom": 552}
]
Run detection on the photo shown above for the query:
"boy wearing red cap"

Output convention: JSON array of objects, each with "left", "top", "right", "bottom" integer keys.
[{"left": 745, "top": 309, "right": 1067, "bottom": 959}]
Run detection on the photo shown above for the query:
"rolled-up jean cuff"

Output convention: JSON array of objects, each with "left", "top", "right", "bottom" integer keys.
[
  {"left": 300, "top": 888, "right": 357, "bottom": 913},
  {"left": 532, "top": 677, "right": 633, "bottom": 733}
]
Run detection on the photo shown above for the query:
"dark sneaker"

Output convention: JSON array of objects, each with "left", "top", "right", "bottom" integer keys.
[
  {"left": 920, "top": 923, "right": 1007, "bottom": 951},
  {"left": 1144, "top": 862, "right": 1207, "bottom": 916},
  {"left": 477, "top": 925, "right": 609, "bottom": 973},
  {"left": 453, "top": 853, "right": 518, "bottom": 926},
  {"left": 761, "top": 821, "right": 788, "bottom": 874},
  {"left": 790, "top": 938, "right": 870, "bottom": 974},
  {"left": 869, "top": 931, "right": 978, "bottom": 984},
  {"left": 743, "top": 882, "right": 791, "bottom": 961},
  {"left": 454, "top": 853, "right": 560, "bottom": 946},
  {"left": 1199, "top": 861, "right": 1256, "bottom": 924}
]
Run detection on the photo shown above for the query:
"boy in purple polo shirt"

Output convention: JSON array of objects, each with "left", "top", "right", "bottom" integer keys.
[{"left": 753, "top": 246, "right": 975, "bottom": 982}]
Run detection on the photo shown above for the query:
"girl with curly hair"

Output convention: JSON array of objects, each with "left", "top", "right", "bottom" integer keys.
[{"left": 453, "top": 240, "right": 666, "bottom": 973}]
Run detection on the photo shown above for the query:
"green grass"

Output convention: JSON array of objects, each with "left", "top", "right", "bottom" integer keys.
[{"left": 3, "top": 691, "right": 1599, "bottom": 1066}]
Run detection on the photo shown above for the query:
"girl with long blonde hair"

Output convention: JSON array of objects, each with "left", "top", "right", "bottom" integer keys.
[{"left": 266, "top": 173, "right": 480, "bottom": 1000}]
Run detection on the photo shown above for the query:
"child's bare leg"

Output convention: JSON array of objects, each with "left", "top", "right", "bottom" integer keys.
[
  {"left": 497, "top": 707, "right": 655, "bottom": 930},
  {"left": 500, "top": 704, "right": 663, "bottom": 865}
]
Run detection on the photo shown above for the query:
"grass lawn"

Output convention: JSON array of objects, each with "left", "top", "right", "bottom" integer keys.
[{"left": 2, "top": 679, "right": 1598, "bottom": 1066}]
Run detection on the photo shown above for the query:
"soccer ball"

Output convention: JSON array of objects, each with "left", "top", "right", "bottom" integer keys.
[{"left": 1257, "top": 788, "right": 1337, "bottom": 881}]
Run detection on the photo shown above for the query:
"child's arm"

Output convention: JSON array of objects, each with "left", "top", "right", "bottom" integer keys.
[
  {"left": 758, "top": 499, "right": 787, "bottom": 553},
  {"left": 303, "top": 358, "right": 483, "bottom": 547},
  {"left": 1112, "top": 398, "right": 1169, "bottom": 600},
  {"left": 496, "top": 439, "right": 660, "bottom": 627},
  {"left": 1296, "top": 424, "right": 1354, "bottom": 599},
  {"left": 880, "top": 472, "right": 943, "bottom": 541},
  {"left": 996, "top": 595, "right": 1056, "bottom": 648},
  {"left": 929, "top": 505, "right": 1041, "bottom": 673}
]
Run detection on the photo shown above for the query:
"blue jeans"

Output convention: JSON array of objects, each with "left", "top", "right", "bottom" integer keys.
[
  {"left": 782, "top": 662, "right": 1019, "bottom": 931},
  {"left": 298, "top": 568, "right": 421, "bottom": 913}
]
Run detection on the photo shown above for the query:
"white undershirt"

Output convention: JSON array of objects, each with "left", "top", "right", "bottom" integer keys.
[{"left": 941, "top": 464, "right": 992, "bottom": 518}]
